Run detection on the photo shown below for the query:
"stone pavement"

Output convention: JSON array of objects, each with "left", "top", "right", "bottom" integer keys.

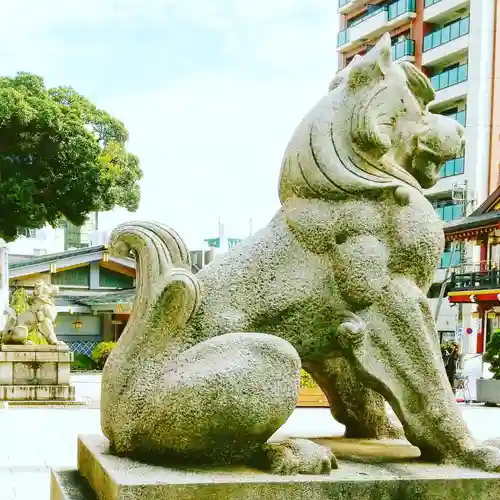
[{"left": 0, "top": 374, "right": 498, "bottom": 499}]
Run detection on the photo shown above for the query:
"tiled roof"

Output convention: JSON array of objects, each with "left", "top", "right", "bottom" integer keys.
[
  {"left": 9, "top": 245, "right": 106, "bottom": 269},
  {"left": 57, "top": 290, "right": 135, "bottom": 306},
  {"left": 443, "top": 212, "right": 500, "bottom": 235}
]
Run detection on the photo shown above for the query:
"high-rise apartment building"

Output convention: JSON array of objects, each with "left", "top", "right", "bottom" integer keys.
[{"left": 336, "top": 0, "right": 500, "bottom": 340}]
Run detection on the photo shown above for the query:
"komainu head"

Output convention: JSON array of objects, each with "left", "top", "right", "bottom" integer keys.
[{"left": 279, "top": 33, "right": 465, "bottom": 203}]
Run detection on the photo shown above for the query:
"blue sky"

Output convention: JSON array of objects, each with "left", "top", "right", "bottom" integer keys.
[{"left": 0, "top": 0, "right": 338, "bottom": 248}]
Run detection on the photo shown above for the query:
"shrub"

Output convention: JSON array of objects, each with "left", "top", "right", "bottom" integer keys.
[
  {"left": 91, "top": 342, "right": 117, "bottom": 370},
  {"left": 483, "top": 329, "right": 500, "bottom": 380},
  {"left": 300, "top": 369, "right": 318, "bottom": 389},
  {"left": 71, "top": 353, "right": 93, "bottom": 371}
]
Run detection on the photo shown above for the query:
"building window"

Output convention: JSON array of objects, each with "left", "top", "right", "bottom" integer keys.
[
  {"left": 423, "top": 16, "right": 470, "bottom": 52},
  {"left": 440, "top": 241, "right": 462, "bottom": 269},
  {"left": 441, "top": 108, "right": 466, "bottom": 127},
  {"left": 439, "top": 156, "right": 465, "bottom": 178},
  {"left": 18, "top": 228, "right": 37, "bottom": 238},
  {"left": 430, "top": 63, "right": 468, "bottom": 91},
  {"left": 433, "top": 200, "right": 464, "bottom": 222}
]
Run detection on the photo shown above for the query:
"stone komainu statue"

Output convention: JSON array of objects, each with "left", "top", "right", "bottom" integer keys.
[
  {"left": 2, "top": 281, "right": 62, "bottom": 345},
  {"left": 101, "top": 35, "right": 500, "bottom": 474}
]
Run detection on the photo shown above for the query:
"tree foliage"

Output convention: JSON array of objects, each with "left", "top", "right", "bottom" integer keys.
[
  {"left": 484, "top": 329, "right": 500, "bottom": 380},
  {"left": 0, "top": 72, "right": 142, "bottom": 241}
]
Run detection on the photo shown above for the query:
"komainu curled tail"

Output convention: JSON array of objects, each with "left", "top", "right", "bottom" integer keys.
[{"left": 100, "top": 221, "right": 336, "bottom": 474}]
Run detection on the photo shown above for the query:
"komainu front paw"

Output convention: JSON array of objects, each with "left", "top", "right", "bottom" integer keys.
[
  {"left": 264, "top": 438, "right": 338, "bottom": 475},
  {"left": 337, "top": 315, "right": 365, "bottom": 350}
]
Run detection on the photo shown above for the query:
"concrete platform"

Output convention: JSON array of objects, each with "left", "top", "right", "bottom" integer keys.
[
  {"left": 50, "top": 434, "right": 500, "bottom": 500},
  {"left": 0, "top": 343, "right": 75, "bottom": 401}
]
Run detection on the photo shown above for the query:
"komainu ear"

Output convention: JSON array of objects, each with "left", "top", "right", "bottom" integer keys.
[
  {"left": 347, "top": 33, "right": 393, "bottom": 90},
  {"left": 399, "top": 61, "right": 435, "bottom": 106},
  {"left": 329, "top": 54, "right": 362, "bottom": 92}
]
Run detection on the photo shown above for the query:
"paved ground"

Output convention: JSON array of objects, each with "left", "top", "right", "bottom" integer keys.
[{"left": 0, "top": 374, "right": 498, "bottom": 499}]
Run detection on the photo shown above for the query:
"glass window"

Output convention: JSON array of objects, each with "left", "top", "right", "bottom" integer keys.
[
  {"left": 423, "top": 16, "right": 469, "bottom": 51},
  {"left": 460, "top": 17, "right": 470, "bottom": 35},
  {"left": 449, "top": 22, "right": 460, "bottom": 40},
  {"left": 458, "top": 64, "right": 468, "bottom": 82},
  {"left": 337, "top": 30, "right": 349, "bottom": 46}
]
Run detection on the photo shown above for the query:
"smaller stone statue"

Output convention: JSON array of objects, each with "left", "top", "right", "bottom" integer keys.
[{"left": 2, "top": 280, "right": 62, "bottom": 345}]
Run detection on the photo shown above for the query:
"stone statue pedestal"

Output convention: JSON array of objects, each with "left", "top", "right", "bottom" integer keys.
[
  {"left": 0, "top": 343, "right": 75, "bottom": 401},
  {"left": 50, "top": 435, "right": 500, "bottom": 500}
]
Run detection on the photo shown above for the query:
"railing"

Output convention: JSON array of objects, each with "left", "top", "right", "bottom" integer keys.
[
  {"left": 424, "top": 0, "right": 442, "bottom": 7},
  {"left": 430, "top": 63, "right": 468, "bottom": 91},
  {"left": 337, "top": 29, "right": 349, "bottom": 47},
  {"left": 454, "top": 261, "right": 500, "bottom": 274},
  {"left": 445, "top": 109, "right": 466, "bottom": 127},
  {"left": 348, "top": 5, "right": 387, "bottom": 28},
  {"left": 339, "top": 0, "right": 351, "bottom": 7},
  {"left": 439, "top": 156, "right": 465, "bottom": 178},
  {"left": 388, "top": 0, "right": 416, "bottom": 20},
  {"left": 347, "top": 0, "right": 415, "bottom": 29},
  {"left": 423, "top": 16, "right": 470, "bottom": 52},
  {"left": 450, "top": 268, "right": 500, "bottom": 291},
  {"left": 392, "top": 39, "right": 415, "bottom": 60}
]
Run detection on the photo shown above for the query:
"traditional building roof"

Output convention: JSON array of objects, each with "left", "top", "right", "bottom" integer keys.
[
  {"left": 56, "top": 290, "right": 135, "bottom": 313},
  {"left": 444, "top": 212, "right": 500, "bottom": 241},
  {"left": 9, "top": 245, "right": 135, "bottom": 278},
  {"left": 444, "top": 186, "right": 500, "bottom": 242}
]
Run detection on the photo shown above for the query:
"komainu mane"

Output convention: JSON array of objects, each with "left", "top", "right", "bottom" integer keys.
[{"left": 101, "top": 35, "right": 500, "bottom": 474}]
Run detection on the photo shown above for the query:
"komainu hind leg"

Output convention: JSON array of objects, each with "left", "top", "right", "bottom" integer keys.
[
  {"left": 306, "top": 357, "right": 403, "bottom": 440},
  {"left": 117, "top": 332, "right": 336, "bottom": 474}
]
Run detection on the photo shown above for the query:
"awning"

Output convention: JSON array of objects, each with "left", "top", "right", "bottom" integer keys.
[{"left": 448, "top": 290, "right": 500, "bottom": 303}]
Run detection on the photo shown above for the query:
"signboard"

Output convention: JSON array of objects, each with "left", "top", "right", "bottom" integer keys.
[
  {"left": 488, "top": 312, "right": 497, "bottom": 319},
  {"left": 228, "top": 238, "right": 242, "bottom": 249},
  {"left": 466, "top": 328, "right": 473, "bottom": 335},
  {"left": 204, "top": 238, "right": 220, "bottom": 248}
]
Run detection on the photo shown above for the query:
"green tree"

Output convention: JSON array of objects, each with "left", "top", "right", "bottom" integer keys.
[
  {"left": 0, "top": 72, "right": 142, "bottom": 241},
  {"left": 484, "top": 330, "right": 500, "bottom": 380}
]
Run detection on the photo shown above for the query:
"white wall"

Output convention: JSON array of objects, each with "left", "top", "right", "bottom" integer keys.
[
  {"left": 464, "top": 0, "right": 495, "bottom": 208},
  {"left": 7, "top": 227, "right": 65, "bottom": 256}
]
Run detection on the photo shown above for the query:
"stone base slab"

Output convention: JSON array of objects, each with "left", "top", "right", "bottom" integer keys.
[
  {"left": 0, "top": 343, "right": 74, "bottom": 394},
  {"left": 0, "top": 384, "right": 75, "bottom": 401},
  {"left": 50, "top": 434, "right": 500, "bottom": 500}
]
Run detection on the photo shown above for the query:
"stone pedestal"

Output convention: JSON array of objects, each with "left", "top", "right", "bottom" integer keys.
[
  {"left": 51, "top": 435, "right": 500, "bottom": 500},
  {"left": 0, "top": 343, "right": 75, "bottom": 401}
]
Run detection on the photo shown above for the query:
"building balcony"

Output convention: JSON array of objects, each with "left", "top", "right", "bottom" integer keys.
[
  {"left": 337, "top": 0, "right": 417, "bottom": 52},
  {"left": 338, "top": 0, "right": 365, "bottom": 15},
  {"left": 422, "top": 16, "right": 470, "bottom": 66},
  {"left": 450, "top": 267, "right": 500, "bottom": 292},
  {"left": 392, "top": 39, "right": 415, "bottom": 62},
  {"left": 424, "top": 0, "right": 470, "bottom": 24},
  {"left": 429, "top": 63, "right": 468, "bottom": 108}
]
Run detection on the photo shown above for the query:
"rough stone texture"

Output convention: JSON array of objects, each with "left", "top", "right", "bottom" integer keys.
[
  {"left": 50, "top": 435, "right": 500, "bottom": 500},
  {"left": 100, "top": 34, "right": 500, "bottom": 474},
  {"left": 2, "top": 279, "right": 63, "bottom": 345},
  {"left": 0, "top": 343, "right": 74, "bottom": 400}
]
